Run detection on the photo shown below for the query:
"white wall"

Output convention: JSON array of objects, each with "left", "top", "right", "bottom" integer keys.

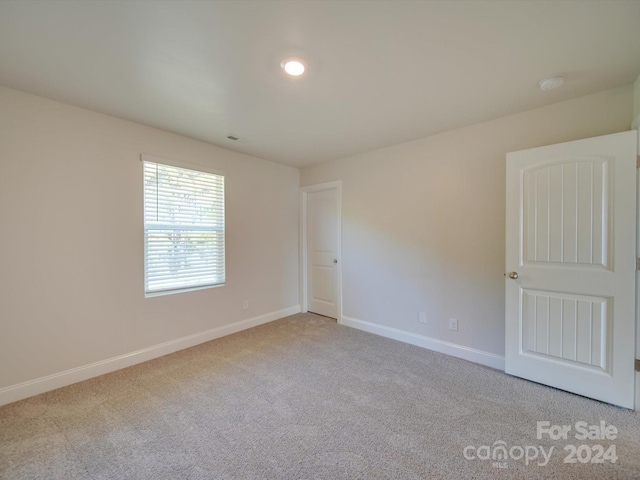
[
  {"left": 301, "top": 86, "right": 633, "bottom": 362},
  {"left": 0, "top": 87, "right": 300, "bottom": 398}
]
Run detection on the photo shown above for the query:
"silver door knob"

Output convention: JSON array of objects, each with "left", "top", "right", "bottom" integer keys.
[{"left": 506, "top": 272, "right": 519, "bottom": 279}]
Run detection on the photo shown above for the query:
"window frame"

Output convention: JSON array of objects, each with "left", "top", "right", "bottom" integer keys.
[{"left": 142, "top": 154, "right": 226, "bottom": 297}]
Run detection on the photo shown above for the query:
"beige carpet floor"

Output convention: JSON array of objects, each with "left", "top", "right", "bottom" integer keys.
[{"left": 1, "top": 313, "right": 639, "bottom": 479}]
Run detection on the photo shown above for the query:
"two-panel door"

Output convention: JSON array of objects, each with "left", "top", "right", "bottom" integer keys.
[
  {"left": 307, "top": 188, "right": 339, "bottom": 318},
  {"left": 505, "top": 131, "right": 637, "bottom": 409}
]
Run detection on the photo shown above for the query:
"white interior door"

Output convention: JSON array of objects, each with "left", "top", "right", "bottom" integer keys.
[
  {"left": 306, "top": 187, "right": 339, "bottom": 318},
  {"left": 505, "top": 131, "right": 637, "bottom": 409}
]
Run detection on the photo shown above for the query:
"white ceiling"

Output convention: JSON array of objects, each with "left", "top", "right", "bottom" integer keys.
[{"left": 0, "top": 1, "right": 639, "bottom": 168}]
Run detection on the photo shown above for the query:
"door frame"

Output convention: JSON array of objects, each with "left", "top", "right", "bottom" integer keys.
[
  {"left": 300, "top": 181, "right": 343, "bottom": 323},
  {"left": 636, "top": 135, "right": 640, "bottom": 412}
]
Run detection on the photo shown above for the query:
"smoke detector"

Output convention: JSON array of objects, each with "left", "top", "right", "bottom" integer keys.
[{"left": 539, "top": 75, "right": 565, "bottom": 91}]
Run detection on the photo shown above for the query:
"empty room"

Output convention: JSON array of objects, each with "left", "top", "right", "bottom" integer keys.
[{"left": 1, "top": 1, "right": 640, "bottom": 478}]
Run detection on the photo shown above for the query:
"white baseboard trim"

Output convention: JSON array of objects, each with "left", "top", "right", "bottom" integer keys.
[
  {"left": 0, "top": 305, "right": 301, "bottom": 407},
  {"left": 342, "top": 315, "right": 505, "bottom": 371}
]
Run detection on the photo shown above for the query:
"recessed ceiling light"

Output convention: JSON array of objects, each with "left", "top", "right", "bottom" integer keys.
[
  {"left": 539, "top": 75, "right": 565, "bottom": 91},
  {"left": 281, "top": 57, "right": 306, "bottom": 76}
]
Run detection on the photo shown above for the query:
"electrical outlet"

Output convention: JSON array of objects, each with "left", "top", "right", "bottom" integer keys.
[
  {"left": 418, "top": 312, "right": 427, "bottom": 324},
  {"left": 448, "top": 318, "right": 458, "bottom": 331},
  {"left": 243, "top": 300, "right": 249, "bottom": 310}
]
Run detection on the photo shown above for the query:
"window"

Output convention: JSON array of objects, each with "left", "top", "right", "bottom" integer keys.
[{"left": 143, "top": 157, "right": 225, "bottom": 296}]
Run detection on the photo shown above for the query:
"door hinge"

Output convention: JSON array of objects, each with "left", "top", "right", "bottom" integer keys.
[
  {"left": 637, "top": 258, "right": 640, "bottom": 270},
  {"left": 637, "top": 156, "right": 640, "bottom": 168},
  {"left": 636, "top": 359, "right": 640, "bottom": 372}
]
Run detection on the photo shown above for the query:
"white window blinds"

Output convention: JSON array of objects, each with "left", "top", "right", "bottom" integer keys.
[{"left": 143, "top": 159, "right": 225, "bottom": 295}]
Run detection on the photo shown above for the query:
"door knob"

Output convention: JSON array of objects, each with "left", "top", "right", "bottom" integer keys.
[
  {"left": 506, "top": 272, "right": 519, "bottom": 279},
  {"left": 333, "top": 259, "right": 338, "bottom": 264}
]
